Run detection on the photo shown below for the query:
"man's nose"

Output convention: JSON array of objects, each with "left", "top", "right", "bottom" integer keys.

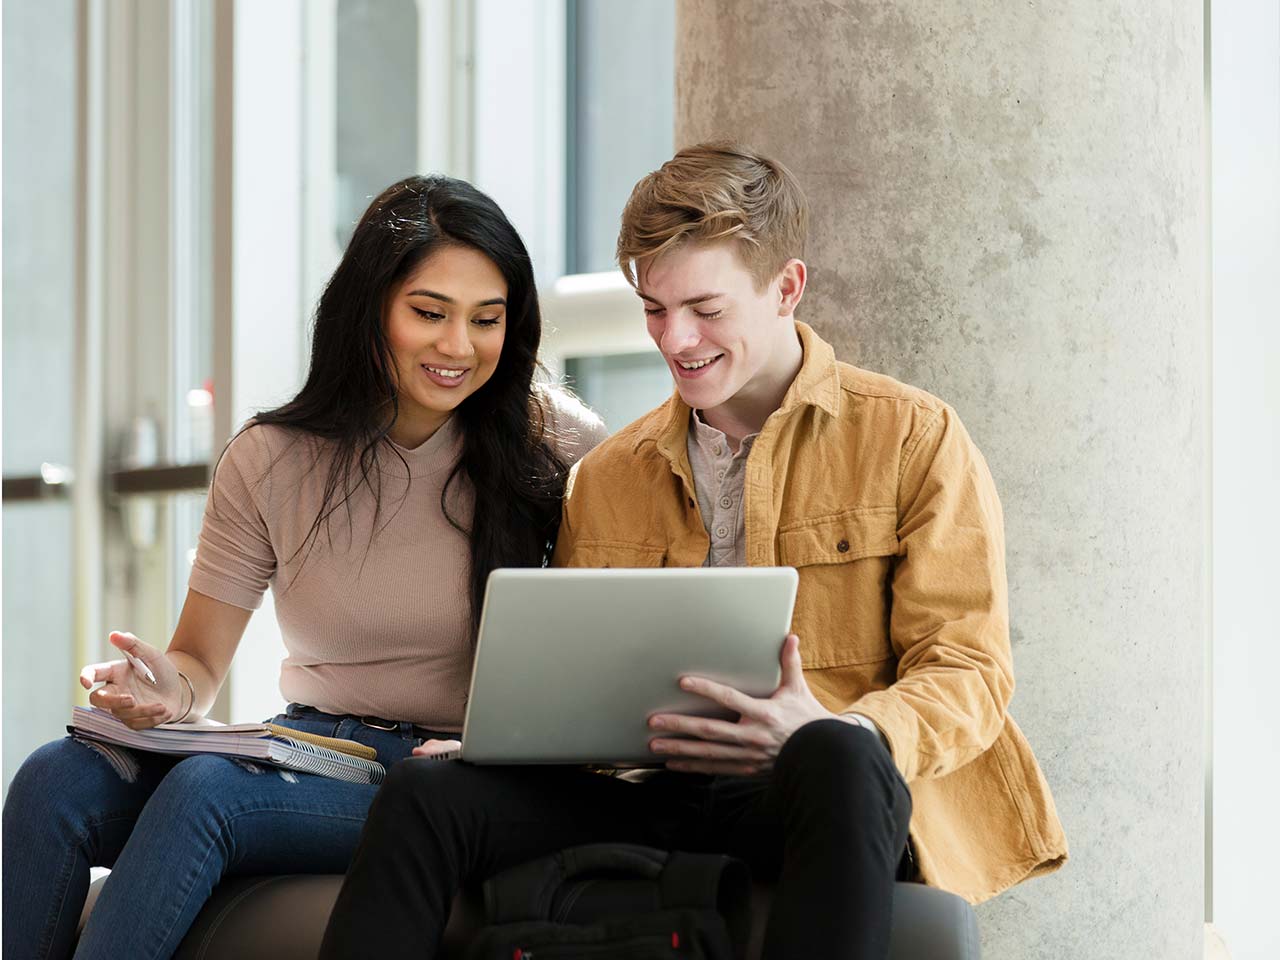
[{"left": 661, "top": 312, "right": 700, "bottom": 355}]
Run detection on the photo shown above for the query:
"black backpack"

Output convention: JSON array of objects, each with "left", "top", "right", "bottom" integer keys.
[{"left": 466, "top": 843, "right": 753, "bottom": 960}]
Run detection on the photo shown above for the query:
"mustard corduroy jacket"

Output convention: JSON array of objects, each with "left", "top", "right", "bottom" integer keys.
[{"left": 551, "top": 321, "right": 1068, "bottom": 904}]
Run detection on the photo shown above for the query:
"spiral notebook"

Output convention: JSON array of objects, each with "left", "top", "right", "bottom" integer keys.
[{"left": 68, "top": 706, "right": 385, "bottom": 785}]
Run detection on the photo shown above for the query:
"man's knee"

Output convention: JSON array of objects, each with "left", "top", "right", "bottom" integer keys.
[
  {"left": 777, "top": 718, "right": 906, "bottom": 807},
  {"left": 380, "top": 756, "right": 469, "bottom": 797}
]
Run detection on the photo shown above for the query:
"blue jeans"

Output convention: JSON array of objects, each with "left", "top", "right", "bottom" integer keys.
[{"left": 1, "top": 705, "right": 448, "bottom": 960}]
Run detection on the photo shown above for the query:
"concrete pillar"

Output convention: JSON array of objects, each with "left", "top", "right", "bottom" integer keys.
[{"left": 676, "top": 3, "right": 1205, "bottom": 958}]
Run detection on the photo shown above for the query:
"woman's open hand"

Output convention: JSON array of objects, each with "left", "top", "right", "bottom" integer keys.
[
  {"left": 79, "top": 631, "right": 185, "bottom": 729},
  {"left": 412, "top": 739, "right": 462, "bottom": 758}
]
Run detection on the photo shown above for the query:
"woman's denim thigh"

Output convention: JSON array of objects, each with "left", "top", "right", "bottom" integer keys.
[
  {"left": 72, "top": 750, "right": 381, "bottom": 958},
  {"left": 3, "top": 737, "right": 178, "bottom": 960},
  {"left": 7, "top": 707, "right": 441, "bottom": 960}
]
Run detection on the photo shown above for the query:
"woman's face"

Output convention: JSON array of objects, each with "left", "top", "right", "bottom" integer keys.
[{"left": 384, "top": 244, "right": 508, "bottom": 446}]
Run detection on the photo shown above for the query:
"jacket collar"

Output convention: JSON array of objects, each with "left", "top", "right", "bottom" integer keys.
[{"left": 637, "top": 321, "right": 842, "bottom": 462}]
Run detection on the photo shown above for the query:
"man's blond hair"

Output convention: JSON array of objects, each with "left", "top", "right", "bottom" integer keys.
[{"left": 616, "top": 141, "right": 809, "bottom": 291}]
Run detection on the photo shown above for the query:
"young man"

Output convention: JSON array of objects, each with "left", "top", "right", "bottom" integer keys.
[{"left": 320, "top": 143, "right": 1067, "bottom": 959}]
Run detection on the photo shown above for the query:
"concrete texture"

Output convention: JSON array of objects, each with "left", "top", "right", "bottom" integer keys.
[{"left": 676, "top": 2, "right": 1206, "bottom": 958}]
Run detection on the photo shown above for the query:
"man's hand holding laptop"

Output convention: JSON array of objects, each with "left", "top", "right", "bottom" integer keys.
[
  {"left": 413, "top": 631, "right": 836, "bottom": 776},
  {"left": 645, "top": 632, "right": 831, "bottom": 777}
]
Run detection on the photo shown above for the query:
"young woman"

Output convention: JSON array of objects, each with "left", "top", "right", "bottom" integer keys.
[{"left": 1, "top": 175, "right": 607, "bottom": 960}]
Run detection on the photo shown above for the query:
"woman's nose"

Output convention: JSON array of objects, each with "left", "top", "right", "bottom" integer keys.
[{"left": 436, "top": 319, "right": 474, "bottom": 358}]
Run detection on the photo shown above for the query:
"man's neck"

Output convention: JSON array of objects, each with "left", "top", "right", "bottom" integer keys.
[{"left": 698, "top": 328, "right": 804, "bottom": 451}]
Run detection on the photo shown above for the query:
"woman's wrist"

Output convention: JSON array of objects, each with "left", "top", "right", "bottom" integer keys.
[{"left": 173, "top": 669, "right": 196, "bottom": 723}]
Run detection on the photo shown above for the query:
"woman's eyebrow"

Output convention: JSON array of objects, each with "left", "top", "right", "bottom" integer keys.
[{"left": 406, "top": 288, "right": 506, "bottom": 307}]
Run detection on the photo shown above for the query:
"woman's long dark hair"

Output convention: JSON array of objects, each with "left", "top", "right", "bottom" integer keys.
[{"left": 251, "top": 174, "right": 567, "bottom": 637}]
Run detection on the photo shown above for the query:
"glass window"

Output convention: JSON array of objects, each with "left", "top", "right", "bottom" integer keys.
[
  {"left": 2, "top": 0, "right": 79, "bottom": 791},
  {"left": 171, "top": 0, "right": 216, "bottom": 467},
  {"left": 2, "top": 0, "right": 77, "bottom": 477},
  {"left": 565, "top": 352, "right": 672, "bottom": 434},
  {"left": 334, "top": 0, "right": 419, "bottom": 250},
  {"left": 567, "top": 0, "right": 675, "bottom": 275},
  {"left": 2, "top": 503, "right": 76, "bottom": 791},
  {"left": 115, "top": 494, "right": 188, "bottom": 658}
]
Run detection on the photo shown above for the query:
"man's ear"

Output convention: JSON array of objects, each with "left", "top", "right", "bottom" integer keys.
[{"left": 777, "top": 259, "right": 807, "bottom": 317}]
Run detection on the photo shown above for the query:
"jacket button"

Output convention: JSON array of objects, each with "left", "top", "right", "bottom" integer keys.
[{"left": 836, "top": 539, "right": 850, "bottom": 553}]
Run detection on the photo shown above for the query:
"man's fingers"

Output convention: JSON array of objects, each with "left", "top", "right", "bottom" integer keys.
[
  {"left": 666, "top": 758, "right": 768, "bottom": 777},
  {"left": 678, "top": 676, "right": 768, "bottom": 719},
  {"left": 649, "top": 737, "right": 770, "bottom": 763},
  {"left": 648, "top": 713, "right": 767, "bottom": 748},
  {"left": 779, "top": 633, "right": 805, "bottom": 688}
]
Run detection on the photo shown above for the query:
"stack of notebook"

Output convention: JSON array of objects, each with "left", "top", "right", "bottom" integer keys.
[{"left": 69, "top": 706, "right": 386, "bottom": 784}]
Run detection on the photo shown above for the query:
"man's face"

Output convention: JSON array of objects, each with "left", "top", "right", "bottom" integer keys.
[{"left": 637, "top": 241, "right": 797, "bottom": 413}]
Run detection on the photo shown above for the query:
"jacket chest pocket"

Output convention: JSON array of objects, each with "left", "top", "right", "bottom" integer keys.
[
  {"left": 776, "top": 506, "right": 898, "bottom": 667},
  {"left": 562, "top": 540, "right": 667, "bottom": 568}
]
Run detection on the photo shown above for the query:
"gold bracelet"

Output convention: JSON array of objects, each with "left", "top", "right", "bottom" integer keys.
[{"left": 174, "top": 670, "right": 196, "bottom": 723}]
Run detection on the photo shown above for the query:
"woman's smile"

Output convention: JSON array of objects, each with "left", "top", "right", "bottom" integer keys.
[{"left": 421, "top": 363, "right": 471, "bottom": 388}]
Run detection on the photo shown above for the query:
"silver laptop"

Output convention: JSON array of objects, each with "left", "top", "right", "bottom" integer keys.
[{"left": 437, "top": 567, "right": 799, "bottom": 765}]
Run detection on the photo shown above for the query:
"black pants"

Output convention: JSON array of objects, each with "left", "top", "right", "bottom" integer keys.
[{"left": 319, "top": 719, "right": 913, "bottom": 960}]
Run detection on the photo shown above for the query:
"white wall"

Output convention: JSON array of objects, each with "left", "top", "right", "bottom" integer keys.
[{"left": 1210, "top": 2, "right": 1280, "bottom": 958}]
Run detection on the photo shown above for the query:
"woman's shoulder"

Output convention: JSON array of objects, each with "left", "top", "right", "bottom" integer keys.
[
  {"left": 218, "top": 421, "right": 328, "bottom": 484},
  {"left": 534, "top": 383, "right": 609, "bottom": 465}
]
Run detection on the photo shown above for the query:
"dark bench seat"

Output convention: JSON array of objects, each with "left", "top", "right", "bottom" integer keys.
[{"left": 79, "top": 873, "right": 980, "bottom": 958}]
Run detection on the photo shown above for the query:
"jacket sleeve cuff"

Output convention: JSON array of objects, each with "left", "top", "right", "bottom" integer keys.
[
  {"left": 840, "top": 690, "right": 922, "bottom": 782},
  {"left": 838, "top": 712, "right": 893, "bottom": 756}
]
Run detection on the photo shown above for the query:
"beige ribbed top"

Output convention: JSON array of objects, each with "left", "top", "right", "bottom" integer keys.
[{"left": 188, "top": 389, "right": 608, "bottom": 729}]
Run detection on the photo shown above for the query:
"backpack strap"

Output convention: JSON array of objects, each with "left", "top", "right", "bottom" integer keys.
[{"left": 484, "top": 844, "right": 669, "bottom": 924}]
